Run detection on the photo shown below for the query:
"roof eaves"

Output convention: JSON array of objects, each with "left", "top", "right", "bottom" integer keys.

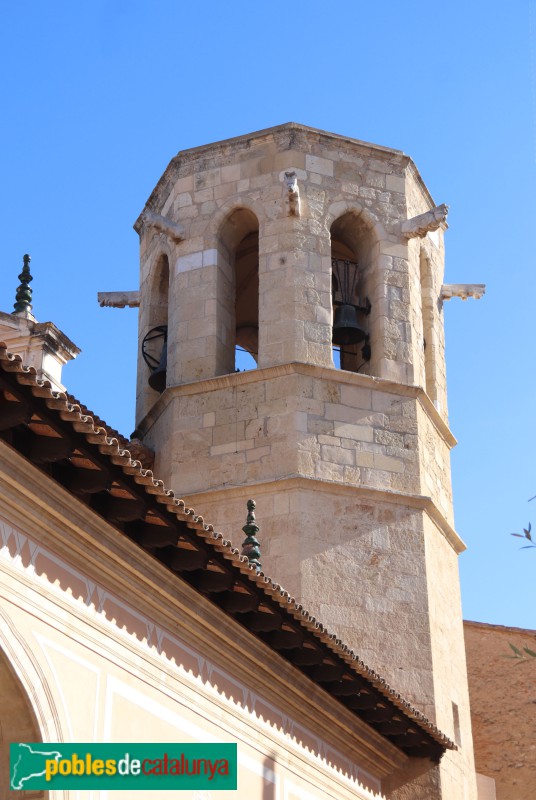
[{"left": 0, "top": 342, "right": 454, "bottom": 758}]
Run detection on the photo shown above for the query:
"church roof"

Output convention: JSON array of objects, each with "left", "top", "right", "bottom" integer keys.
[{"left": 0, "top": 341, "right": 453, "bottom": 761}]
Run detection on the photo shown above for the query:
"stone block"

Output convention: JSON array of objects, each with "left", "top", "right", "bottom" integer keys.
[
  {"left": 214, "top": 182, "right": 237, "bottom": 200},
  {"left": 194, "top": 168, "right": 221, "bottom": 190},
  {"left": 176, "top": 251, "right": 203, "bottom": 273},
  {"left": 355, "top": 450, "right": 375, "bottom": 468},
  {"left": 193, "top": 185, "right": 214, "bottom": 203},
  {"left": 365, "top": 171, "right": 386, "bottom": 188},
  {"left": 380, "top": 241, "right": 409, "bottom": 259},
  {"left": 318, "top": 435, "right": 340, "bottom": 446},
  {"left": 315, "top": 460, "right": 345, "bottom": 481},
  {"left": 305, "top": 154, "right": 334, "bottom": 177},
  {"left": 333, "top": 422, "right": 374, "bottom": 442},
  {"left": 321, "top": 445, "right": 355, "bottom": 465},
  {"left": 246, "top": 445, "right": 271, "bottom": 462},
  {"left": 340, "top": 385, "right": 372, "bottom": 410},
  {"left": 210, "top": 439, "right": 254, "bottom": 456},
  {"left": 221, "top": 164, "right": 241, "bottom": 183},
  {"left": 175, "top": 175, "right": 194, "bottom": 192},
  {"left": 373, "top": 453, "right": 404, "bottom": 473},
  {"left": 386, "top": 174, "right": 406, "bottom": 194},
  {"left": 307, "top": 418, "right": 333, "bottom": 435},
  {"left": 176, "top": 192, "right": 193, "bottom": 208},
  {"left": 202, "top": 248, "right": 218, "bottom": 266}
]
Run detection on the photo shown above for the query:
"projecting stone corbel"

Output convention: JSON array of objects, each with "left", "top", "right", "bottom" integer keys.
[
  {"left": 97, "top": 291, "right": 140, "bottom": 308},
  {"left": 284, "top": 171, "right": 301, "bottom": 217},
  {"left": 140, "top": 210, "right": 185, "bottom": 243},
  {"left": 400, "top": 204, "right": 449, "bottom": 239},
  {"left": 441, "top": 284, "right": 486, "bottom": 301}
]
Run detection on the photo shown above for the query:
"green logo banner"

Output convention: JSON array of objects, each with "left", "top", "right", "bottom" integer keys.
[{"left": 10, "top": 743, "right": 237, "bottom": 790}]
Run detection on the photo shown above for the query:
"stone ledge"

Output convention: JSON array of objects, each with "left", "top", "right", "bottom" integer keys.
[
  {"left": 183, "top": 475, "right": 466, "bottom": 556},
  {"left": 137, "top": 362, "right": 457, "bottom": 449}
]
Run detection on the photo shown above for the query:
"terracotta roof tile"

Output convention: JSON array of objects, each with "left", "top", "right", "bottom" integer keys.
[{"left": 0, "top": 342, "right": 454, "bottom": 755}]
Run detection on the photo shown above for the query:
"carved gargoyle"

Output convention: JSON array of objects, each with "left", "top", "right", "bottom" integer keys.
[
  {"left": 400, "top": 204, "right": 449, "bottom": 239},
  {"left": 284, "top": 171, "right": 301, "bottom": 217},
  {"left": 97, "top": 291, "right": 140, "bottom": 308},
  {"left": 441, "top": 284, "right": 486, "bottom": 301},
  {"left": 140, "top": 209, "right": 185, "bottom": 243}
]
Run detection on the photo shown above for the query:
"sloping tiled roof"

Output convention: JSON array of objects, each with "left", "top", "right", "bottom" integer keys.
[{"left": 0, "top": 342, "right": 454, "bottom": 760}]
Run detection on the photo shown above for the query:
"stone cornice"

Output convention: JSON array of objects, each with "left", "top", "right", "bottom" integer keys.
[
  {"left": 135, "top": 122, "right": 420, "bottom": 225},
  {"left": 138, "top": 362, "right": 457, "bottom": 449},
  {"left": 183, "top": 476, "right": 466, "bottom": 556},
  {"left": 174, "top": 123, "right": 406, "bottom": 163}
]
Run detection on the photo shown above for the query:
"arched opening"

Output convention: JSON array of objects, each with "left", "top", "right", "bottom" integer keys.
[
  {"left": 330, "top": 213, "right": 373, "bottom": 373},
  {"left": 0, "top": 646, "right": 47, "bottom": 798},
  {"left": 219, "top": 208, "right": 259, "bottom": 373},
  {"left": 142, "top": 253, "right": 169, "bottom": 393},
  {"left": 419, "top": 249, "right": 438, "bottom": 405}
]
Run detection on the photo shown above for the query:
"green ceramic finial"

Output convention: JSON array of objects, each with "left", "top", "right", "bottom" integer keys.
[
  {"left": 13, "top": 254, "right": 33, "bottom": 315},
  {"left": 241, "top": 499, "right": 261, "bottom": 571}
]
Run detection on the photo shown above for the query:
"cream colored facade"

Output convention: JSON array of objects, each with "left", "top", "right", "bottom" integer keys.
[
  {"left": 0, "top": 441, "right": 396, "bottom": 800},
  {"left": 134, "top": 125, "right": 478, "bottom": 799}
]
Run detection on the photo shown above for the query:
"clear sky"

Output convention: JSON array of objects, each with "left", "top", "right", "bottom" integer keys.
[{"left": 0, "top": 2, "right": 534, "bottom": 630}]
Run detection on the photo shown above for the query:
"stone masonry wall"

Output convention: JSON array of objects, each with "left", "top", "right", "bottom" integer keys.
[
  {"left": 135, "top": 125, "right": 445, "bottom": 427},
  {"left": 184, "top": 480, "right": 437, "bottom": 717},
  {"left": 424, "top": 514, "right": 478, "bottom": 799},
  {"left": 134, "top": 126, "right": 475, "bottom": 800},
  {"left": 141, "top": 365, "right": 453, "bottom": 509},
  {"left": 405, "top": 167, "right": 449, "bottom": 420}
]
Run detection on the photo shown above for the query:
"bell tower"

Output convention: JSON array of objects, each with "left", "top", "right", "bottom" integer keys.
[{"left": 131, "top": 124, "right": 483, "bottom": 799}]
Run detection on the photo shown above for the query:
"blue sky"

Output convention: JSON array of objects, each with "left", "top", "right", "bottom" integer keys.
[{"left": 1, "top": 2, "right": 535, "bottom": 630}]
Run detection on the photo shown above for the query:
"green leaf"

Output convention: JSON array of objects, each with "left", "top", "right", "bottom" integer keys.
[
  {"left": 511, "top": 533, "right": 525, "bottom": 538},
  {"left": 523, "top": 647, "right": 536, "bottom": 658},
  {"left": 509, "top": 643, "right": 523, "bottom": 656}
]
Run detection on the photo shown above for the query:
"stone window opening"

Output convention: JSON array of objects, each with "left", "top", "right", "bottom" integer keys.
[
  {"left": 218, "top": 208, "right": 259, "bottom": 375},
  {"left": 330, "top": 214, "right": 372, "bottom": 373},
  {"left": 142, "top": 253, "right": 169, "bottom": 393},
  {"left": 452, "top": 701, "right": 462, "bottom": 746},
  {"left": 419, "top": 249, "right": 439, "bottom": 407},
  {"left": 234, "top": 229, "right": 259, "bottom": 372}
]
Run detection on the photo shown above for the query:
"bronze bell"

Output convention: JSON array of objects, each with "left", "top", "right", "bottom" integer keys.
[
  {"left": 148, "top": 337, "right": 168, "bottom": 394},
  {"left": 332, "top": 304, "right": 366, "bottom": 346}
]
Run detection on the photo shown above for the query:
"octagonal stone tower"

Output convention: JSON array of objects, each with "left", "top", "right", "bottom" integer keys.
[{"left": 133, "top": 124, "right": 477, "bottom": 799}]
